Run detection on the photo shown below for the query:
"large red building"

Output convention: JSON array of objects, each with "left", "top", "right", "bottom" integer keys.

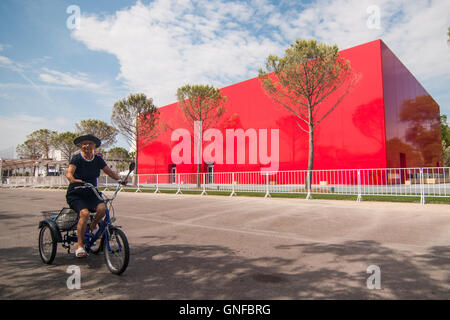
[{"left": 138, "top": 39, "right": 442, "bottom": 176}]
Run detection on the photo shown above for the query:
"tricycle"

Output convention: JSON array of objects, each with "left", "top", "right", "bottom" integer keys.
[{"left": 38, "top": 162, "right": 135, "bottom": 275}]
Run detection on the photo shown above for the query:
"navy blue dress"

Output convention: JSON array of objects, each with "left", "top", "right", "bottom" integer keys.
[{"left": 66, "top": 153, "right": 107, "bottom": 214}]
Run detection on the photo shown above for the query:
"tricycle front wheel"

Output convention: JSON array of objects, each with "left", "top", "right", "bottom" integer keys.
[
  {"left": 104, "top": 228, "right": 129, "bottom": 275},
  {"left": 90, "top": 235, "right": 104, "bottom": 255},
  {"left": 39, "top": 225, "right": 57, "bottom": 264}
]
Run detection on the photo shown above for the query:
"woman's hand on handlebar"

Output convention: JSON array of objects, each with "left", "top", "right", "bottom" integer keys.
[{"left": 70, "top": 179, "right": 83, "bottom": 184}]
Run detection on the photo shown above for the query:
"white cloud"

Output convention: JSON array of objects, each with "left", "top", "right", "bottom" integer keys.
[
  {"left": 0, "top": 112, "right": 130, "bottom": 153},
  {"left": 0, "top": 55, "right": 13, "bottom": 66},
  {"left": 0, "top": 113, "right": 72, "bottom": 151},
  {"left": 0, "top": 54, "right": 24, "bottom": 73},
  {"left": 72, "top": 0, "right": 282, "bottom": 106},
  {"left": 0, "top": 43, "right": 9, "bottom": 52},
  {"left": 70, "top": 0, "right": 450, "bottom": 109},
  {"left": 274, "top": 0, "right": 450, "bottom": 85},
  {"left": 39, "top": 68, "right": 106, "bottom": 91},
  {"left": 0, "top": 92, "right": 12, "bottom": 101},
  {"left": 1, "top": 53, "right": 110, "bottom": 99},
  {"left": 0, "top": 55, "right": 53, "bottom": 102}
]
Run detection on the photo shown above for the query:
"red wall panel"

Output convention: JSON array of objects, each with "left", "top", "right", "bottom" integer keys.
[
  {"left": 381, "top": 41, "right": 442, "bottom": 168},
  {"left": 138, "top": 40, "right": 405, "bottom": 175}
]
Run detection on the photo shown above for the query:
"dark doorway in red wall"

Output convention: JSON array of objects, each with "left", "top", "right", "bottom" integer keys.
[
  {"left": 206, "top": 163, "right": 214, "bottom": 184},
  {"left": 169, "top": 164, "right": 176, "bottom": 184},
  {"left": 400, "top": 153, "right": 406, "bottom": 183},
  {"left": 400, "top": 153, "right": 406, "bottom": 168}
]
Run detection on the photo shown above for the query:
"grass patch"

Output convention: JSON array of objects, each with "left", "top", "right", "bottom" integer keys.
[
  {"left": 30, "top": 186, "right": 450, "bottom": 204},
  {"left": 118, "top": 187, "right": 450, "bottom": 204}
]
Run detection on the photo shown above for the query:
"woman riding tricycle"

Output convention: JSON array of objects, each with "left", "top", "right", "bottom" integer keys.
[{"left": 38, "top": 134, "right": 133, "bottom": 275}]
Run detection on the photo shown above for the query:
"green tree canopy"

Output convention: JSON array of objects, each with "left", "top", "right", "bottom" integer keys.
[
  {"left": 111, "top": 93, "right": 160, "bottom": 175},
  {"left": 27, "top": 129, "right": 57, "bottom": 159},
  {"left": 107, "top": 147, "right": 130, "bottom": 159},
  {"left": 442, "top": 115, "right": 450, "bottom": 167},
  {"left": 16, "top": 139, "right": 42, "bottom": 159},
  {"left": 441, "top": 115, "right": 450, "bottom": 149},
  {"left": 75, "top": 119, "right": 118, "bottom": 148},
  {"left": 176, "top": 84, "right": 227, "bottom": 186},
  {"left": 176, "top": 84, "right": 227, "bottom": 131},
  {"left": 443, "top": 146, "right": 450, "bottom": 167},
  {"left": 106, "top": 147, "right": 130, "bottom": 172},
  {"left": 50, "top": 131, "right": 79, "bottom": 162}
]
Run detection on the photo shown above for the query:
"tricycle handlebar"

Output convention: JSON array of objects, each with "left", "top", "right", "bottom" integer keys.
[
  {"left": 73, "top": 162, "right": 134, "bottom": 202},
  {"left": 74, "top": 181, "right": 123, "bottom": 202}
]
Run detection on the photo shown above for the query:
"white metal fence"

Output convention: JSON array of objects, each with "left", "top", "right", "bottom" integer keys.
[
  {"left": 1, "top": 175, "right": 68, "bottom": 189},
  {"left": 2, "top": 167, "right": 449, "bottom": 204}
]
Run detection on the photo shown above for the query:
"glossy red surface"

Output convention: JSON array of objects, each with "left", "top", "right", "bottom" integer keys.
[
  {"left": 138, "top": 39, "right": 441, "bottom": 175},
  {"left": 381, "top": 41, "right": 442, "bottom": 168}
]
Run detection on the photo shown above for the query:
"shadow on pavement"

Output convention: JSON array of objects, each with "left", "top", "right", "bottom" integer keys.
[{"left": 0, "top": 240, "right": 448, "bottom": 299}]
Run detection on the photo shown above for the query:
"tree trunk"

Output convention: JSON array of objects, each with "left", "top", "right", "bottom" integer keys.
[
  {"left": 133, "top": 136, "right": 139, "bottom": 186},
  {"left": 306, "top": 108, "right": 314, "bottom": 200},
  {"left": 132, "top": 118, "right": 139, "bottom": 186},
  {"left": 46, "top": 148, "right": 50, "bottom": 175},
  {"left": 196, "top": 121, "right": 203, "bottom": 188}
]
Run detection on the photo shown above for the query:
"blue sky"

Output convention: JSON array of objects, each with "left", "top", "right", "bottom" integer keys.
[{"left": 0, "top": 0, "right": 449, "bottom": 155}]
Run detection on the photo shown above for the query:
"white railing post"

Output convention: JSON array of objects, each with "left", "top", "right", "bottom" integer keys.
[
  {"left": 135, "top": 174, "right": 142, "bottom": 193},
  {"left": 201, "top": 173, "right": 207, "bottom": 196},
  {"left": 444, "top": 168, "right": 448, "bottom": 196},
  {"left": 176, "top": 173, "right": 182, "bottom": 195},
  {"left": 154, "top": 174, "right": 160, "bottom": 194},
  {"left": 264, "top": 171, "right": 271, "bottom": 199},
  {"left": 230, "top": 172, "right": 236, "bottom": 197},
  {"left": 102, "top": 176, "right": 109, "bottom": 192},
  {"left": 420, "top": 168, "right": 425, "bottom": 205},
  {"left": 357, "top": 170, "right": 362, "bottom": 202}
]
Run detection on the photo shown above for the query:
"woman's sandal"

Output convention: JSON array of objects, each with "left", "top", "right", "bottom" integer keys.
[{"left": 75, "top": 247, "right": 87, "bottom": 258}]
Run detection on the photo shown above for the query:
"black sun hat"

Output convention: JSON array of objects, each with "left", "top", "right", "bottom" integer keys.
[{"left": 73, "top": 134, "right": 102, "bottom": 148}]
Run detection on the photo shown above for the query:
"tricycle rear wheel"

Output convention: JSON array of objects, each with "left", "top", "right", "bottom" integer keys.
[{"left": 39, "top": 225, "right": 57, "bottom": 264}]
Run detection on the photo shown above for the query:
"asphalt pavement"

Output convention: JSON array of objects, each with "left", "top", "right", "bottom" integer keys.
[{"left": 0, "top": 188, "right": 449, "bottom": 299}]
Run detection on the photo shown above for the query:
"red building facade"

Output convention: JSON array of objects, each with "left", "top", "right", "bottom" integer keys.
[{"left": 138, "top": 39, "right": 442, "bottom": 175}]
